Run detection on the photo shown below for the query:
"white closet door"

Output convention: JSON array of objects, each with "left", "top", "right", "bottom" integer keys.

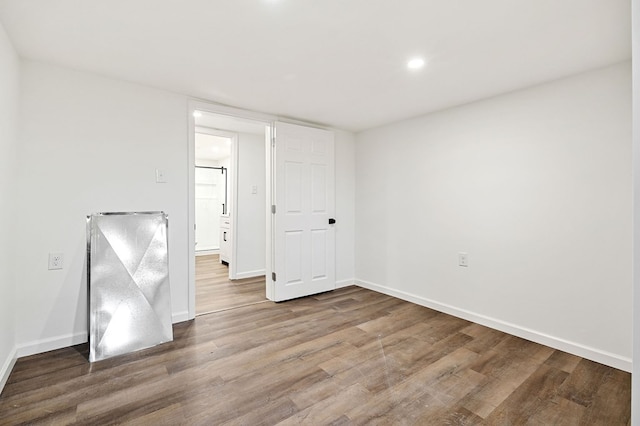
[{"left": 272, "top": 122, "right": 336, "bottom": 301}]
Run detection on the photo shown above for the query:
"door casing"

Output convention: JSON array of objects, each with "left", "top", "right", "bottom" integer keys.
[{"left": 188, "top": 101, "right": 274, "bottom": 319}]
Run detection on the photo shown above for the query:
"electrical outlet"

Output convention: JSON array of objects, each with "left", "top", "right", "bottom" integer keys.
[
  {"left": 48, "top": 253, "right": 64, "bottom": 270},
  {"left": 458, "top": 252, "right": 468, "bottom": 267}
]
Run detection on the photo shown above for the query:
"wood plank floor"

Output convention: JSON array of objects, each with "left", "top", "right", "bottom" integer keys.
[
  {"left": 196, "top": 254, "right": 267, "bottom": 315},
  {"left": 0, "top": 286, "right": 630, "bottom": 425}
]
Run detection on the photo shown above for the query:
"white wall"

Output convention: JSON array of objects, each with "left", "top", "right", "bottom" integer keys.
[
  {"left": 0, "top": 21, "right": 20, "bottom": 391},
  {"left": 335, "top": 130, "right": 356, "bottom": 286},
  {"left": 355, "top": 62, "right": 632, "bottom": 370},
  {"left": 13, "top": 61, "right": 357, "bottom": 358},
  {"left": 15, "top": 60, "right": 190, "bottom": 355},
  {"left": 234, "top": 132, "right": 266, "bottom": 277},
  {"left": 196, "top": 158, "right": 227, "bottom": 167}
]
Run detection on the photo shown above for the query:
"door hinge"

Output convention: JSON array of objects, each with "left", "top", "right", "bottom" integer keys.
[
  {"left": 271, "top": 136, "right": 276, "bottom": 147},
  {"left": 272, "top": 272, "right": 276, "bottom": 281},
  {"left": 271, "top": 205, "right": 276, "bottom": 214}
]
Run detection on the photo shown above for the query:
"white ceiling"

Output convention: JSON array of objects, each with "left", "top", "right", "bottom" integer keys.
[
  {"left": 195, "top": 133, "right": 231, "bottom": 162},
  {"left": 0, "top": 0, "right": 630, "bottom": 132}
]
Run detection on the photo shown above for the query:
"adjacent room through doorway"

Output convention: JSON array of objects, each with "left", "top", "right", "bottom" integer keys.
[{"left": 193, "top": 111, "right": 269, "bottom": 315}]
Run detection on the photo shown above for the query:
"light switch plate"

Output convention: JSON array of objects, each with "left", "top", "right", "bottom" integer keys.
[
  {"left": 458, "top": 252, "right": 468, "bottom": 267},
  {"left": 155, "top": 169, "right": 167, "bottom": 183}
]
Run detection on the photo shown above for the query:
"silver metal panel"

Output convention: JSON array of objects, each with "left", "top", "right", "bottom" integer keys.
[{"left": 87, "top": 212, "right": 173, "bottom": 362}]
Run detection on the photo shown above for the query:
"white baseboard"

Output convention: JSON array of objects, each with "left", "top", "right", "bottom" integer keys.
[
  {"left": 10, "top": 311, "right": 191, "bottom": 363},
  {"left": 233, "top": 269, "right": 266, "bottom": 280},
  {"left": 196, "top": 249, "right": 219, "bottom": 256},
  {"left": 354, "top": 279, "right": 632, "bottom": 372},
  {"left": 335, "top": 279, "right": 355, "bottom": 289},
  {"left": 16, "top": 332, "right": 87, "bottom": 359},
  {"left": 0, "top": 346, "right": 17, "bottom": 395}
]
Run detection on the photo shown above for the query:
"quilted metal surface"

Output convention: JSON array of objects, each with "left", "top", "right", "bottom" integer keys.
[{"left": 87, "top": 212, "right": 173, "bottom": 362}]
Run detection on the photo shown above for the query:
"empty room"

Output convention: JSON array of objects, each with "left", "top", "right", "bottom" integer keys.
[{"left": 0, "top": 0, "right": 638, "bottom": 424}]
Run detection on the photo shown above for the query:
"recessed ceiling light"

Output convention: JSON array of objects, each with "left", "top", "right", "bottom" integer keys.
[
  {"left": 193, "top": 111, "right": 202, "bottom": 118},
  {"left": 407, "top": 57, "right": 425, "bottom": 70}
]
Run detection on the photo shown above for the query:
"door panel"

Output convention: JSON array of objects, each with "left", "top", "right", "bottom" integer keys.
[
  {"left": 273, "top": 122, "right": 335, "bottom": 301},
  {"left": 311, "top": 164, "right": 327, "bottom": 212},
  {"left": 311, "top": 230, "right": 327, "bottom": 280},
  {"left": 285, "top": 162, "right": 303, "bottom": 212},
  {"left": 285, "top": 230, "right": 303, "bottom": 285}
]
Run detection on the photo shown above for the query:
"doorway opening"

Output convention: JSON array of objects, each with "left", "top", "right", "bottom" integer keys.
[
  {"left": 192, "top": 108, "right": 270, "bottom": 316},
  {"left": 195, "top": 129, "right": 231, "bottom": 256}
]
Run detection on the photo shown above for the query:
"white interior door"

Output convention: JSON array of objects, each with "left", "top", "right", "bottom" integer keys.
[{"left": 272, "top": 122, "right": 336, "bottom": 301}]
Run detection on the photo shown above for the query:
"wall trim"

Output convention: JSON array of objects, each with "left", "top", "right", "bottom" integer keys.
[
  {"left": 0, "top": 347, "right": 17, "bottom": 395},
  {"left": 336, "top": 279, "right": 355, "bottom": 289},
  {"left": 234, "top": 269, "right": 266, "bottom": 280},
  {"left": 11, "top": 311, "right": 190, "bottom": 364},
  {"left": 233, "top": 269, "right": 266, "bottom": 280},
  {"left": 16, "top": 332, "right": 87, "bottom": 359},
  {"left": 195, "top": 249, "right": 219, "bottom": 256},
  {"left": 354, "top": 278, "right": 632, "bottom": 372}
]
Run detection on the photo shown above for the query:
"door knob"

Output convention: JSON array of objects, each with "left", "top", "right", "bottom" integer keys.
[{"left": 328, "top": 218, "right": 336, "bottom": 224}]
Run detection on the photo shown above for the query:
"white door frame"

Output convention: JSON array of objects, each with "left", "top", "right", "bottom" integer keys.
[{"left": 187, "top": 100, "right": 275, "bottom": 319}]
